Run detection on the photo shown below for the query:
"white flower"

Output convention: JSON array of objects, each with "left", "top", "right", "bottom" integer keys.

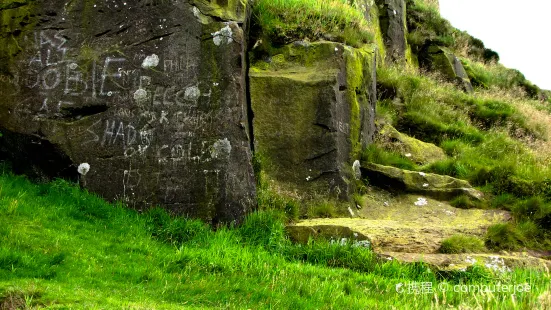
[
  {"left": 78, "top": 163, "right": 90, "bottom": 176},
  {"left": 423, "top": 183, "right": 429, "bottom": 188},
  {"left": 419, "top": 172, "right": 426, "bottom": 177},
  {"left": 405, "top": 153, "right": 412, "bottom": 157}
]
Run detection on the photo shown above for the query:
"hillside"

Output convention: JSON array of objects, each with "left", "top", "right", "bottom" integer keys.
[
  {"left": 1, "top": 170, "right": 550, "bottom": 309},
  {"left": 2, "top": 0, "right": 551, "bottom": 308}
]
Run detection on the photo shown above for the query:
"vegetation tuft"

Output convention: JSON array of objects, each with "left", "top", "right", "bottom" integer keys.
[
  {"left": 252, "top": 0, "right": 374, "bottom": 47},
  {"left": 439, "top": 235, "right": 486, "bottom": 254},
  {"left": 1, "top": 169, "right": 550, "bottom": 308}
]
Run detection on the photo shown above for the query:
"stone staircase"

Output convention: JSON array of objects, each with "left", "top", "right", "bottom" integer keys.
[{"left": 286, "top": 188, "right": 551, "bottom": 271}]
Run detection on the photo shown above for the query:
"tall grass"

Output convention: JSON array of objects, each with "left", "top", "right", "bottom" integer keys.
[
  {"left": 1, "top": 170, "right": 550, "bottom": 308},
  {"left": 252, "top": 0, "right": 374, "bottom": 47},
  {"left": 376, "top": 66, "right": 551, "bottom": 198}
]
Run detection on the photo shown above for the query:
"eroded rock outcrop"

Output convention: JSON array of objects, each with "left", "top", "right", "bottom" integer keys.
[
  {"left": 376, "top": 0, "right": 408, "bottom": 62},
  {"left": 0, "top": 0, "right": 255, "bottom": 223},
  {"left": 249, "top": 42, "right": 377, "bottom": 201},
  {"left": 419, "top": 45, "right": 474, "bottom": 92},
  {"left": 377, "top": 123, "right": 446, "bottom": 165},
  {"left": 361, "top": 163, "right": 483, "bottom": 201}
]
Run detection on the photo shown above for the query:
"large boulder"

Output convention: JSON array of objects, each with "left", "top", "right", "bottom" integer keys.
[
  {"left": 360, "top": 163, "right": 483, "bottom": 201},
  {"left": 376, "top": 0, "right": 408, "bottom": 62},
  {"left": 419, "top": 45, "right": 474, "bottom": 92},
  {"left": 250, "top": 42, "right": 377, "bottom": 201},
  {"left": 0, "top": 0, "right": 255, "bottom": 223}
]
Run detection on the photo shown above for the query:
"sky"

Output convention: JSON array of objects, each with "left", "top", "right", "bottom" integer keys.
[{"left": 439, "top": 0, "right": 551, "bottom": 90}]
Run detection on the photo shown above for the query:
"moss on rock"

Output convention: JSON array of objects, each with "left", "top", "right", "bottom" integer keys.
[
  {"left": 360, "top": 163, "right": 484, "bottom": 201},
  {"left": 191, "top": 0, "right": 248, "bottom": 22},
  {"left": 377, "top": 123, "right": 446, "bottom": 165},
  {"left": 419, "top": 45, "right": 473, "bottom": 92},
  {"left": 250, "top": 42, "right": 377, "bottom": 204}
]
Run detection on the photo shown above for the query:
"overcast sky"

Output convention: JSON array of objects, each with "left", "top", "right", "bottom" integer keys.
[{"left": 439, "top": 0, "right": 551, "bottom": 90}]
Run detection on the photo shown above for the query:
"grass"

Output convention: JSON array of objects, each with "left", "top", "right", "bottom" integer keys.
[
  {"left": 1, "top": 169, "right": 551, "bottom": 308},
  {"left": 376, "top": 66, "right": 551, "bottom": 198},
  {"left": 439, "top": 235, "right": 486, "bottom": 254},
  {"left": 373, "top": 64, "right": 551, "bottom": 251},
  {"left": 252, "top": 0, "right": 374, "bottom": 47}
]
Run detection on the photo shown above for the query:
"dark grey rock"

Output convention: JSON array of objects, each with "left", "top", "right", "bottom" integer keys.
[
  {"left": 249, "top": 42, "right": 377, "bottom": 201},
  {"left": 419, "top": 44, "right": 474, "bottom": 92},
  {"left": 0, "top": 0, "right": 255, "bottom": 223},
  {"left": 376, "top": 0, "right": 408, "bottom": 62}
]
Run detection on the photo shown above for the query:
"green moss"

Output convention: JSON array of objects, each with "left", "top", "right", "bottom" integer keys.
[
  {"left": 191, "top": 0, "right": 248, "bottom": 22},
  {"left": 252, "top": 0, "right": 373, "bottom": 47},
  {"left": 367, "top": 4, "right": 386, "bottom": 64},
  {"left": 0, "top": 3, "right": 36, "bottom": 73},
  {"left": 344, "top": 47, "right": 366, "bottom": 159}
]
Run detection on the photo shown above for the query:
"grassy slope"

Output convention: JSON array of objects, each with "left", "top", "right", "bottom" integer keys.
[
  {"left": 1, "top": 172, "right": 550, "bottom": 309},
  {"left": 2, "top": 0, "right": 551, "bottom": 308}
]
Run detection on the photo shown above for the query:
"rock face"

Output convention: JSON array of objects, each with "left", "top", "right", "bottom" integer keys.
[
  {"left": 419, "top": 45, "right": 474, "bottom": 92},
  {"left": 0, "top": 0, "right": 255, "bottom": 223},
  {"left": 376, "top": 0, "right": 408, "bottom": 62},
  {"left": 249, "top": 42, "right": 377, "bottom": 201},
  {"left": 360, "top": 163, "right": 483, "bottom": 201}
]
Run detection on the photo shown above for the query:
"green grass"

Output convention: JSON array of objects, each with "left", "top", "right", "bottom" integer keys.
[
  {"left": 361, "top": 144, "right": 418, "bottom": 171},
  {"left": 439, "top": 235, "right": 486, "bottom": 254},
  {"left": 1, "top": 170, "right": 550, "bottom": 308},
  {"left": 252, "top": 0, "right": 374, "bottom": 47},
  {"left": 376, "top": 66, "right": 551, "bottom": 199}
]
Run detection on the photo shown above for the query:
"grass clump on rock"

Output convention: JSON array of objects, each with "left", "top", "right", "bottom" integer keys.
[
  {"left": 252, "top": 0, "right": 374, "bottom": 46},
  {"left": 439, "top": 235, "right": 486, "bottom": 254}
]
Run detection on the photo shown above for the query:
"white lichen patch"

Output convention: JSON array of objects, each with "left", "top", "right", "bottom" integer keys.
[
  {"left": 485, "top": 256, "right": 511, "bottom": 273},
  {"left": 78, "top": 163, "right": 90, "bottom": 176},
  {"left": 212, "top": 25, "right": 233, "bottom": 46},
  {"left": 133, "top": 88, "right": 148, "bottom": 102},
  {"left": 465, "top": 256, "right": 476, "bottom": 265},
  {"left": 414, "top": 197, "right": 428, "bottom": 206},
  {"left": 352, "top": 160, "right": 361, "bottom": 180},
  {"left": 184, "top": 86, "right": 201, "bottom": 101},
  {"left": 141, "top": 54, "right": 159, "bottom": 69},
  {"left": 211, "top": 138, "right": 232, "bottom": 159},
  {"left": 192, "top": 6, "right": 201, "bottom": 18}
]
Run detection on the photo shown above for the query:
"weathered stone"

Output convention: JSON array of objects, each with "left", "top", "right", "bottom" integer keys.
[
  {"left": 286, "top": 224, "right": 370, "bottom": 245},
  {"left": 360, "top": 163, "right": 483, "bottom": 201},
  {"left": 384, "top": 252, "right": 551, "bottom": 271},
  {"left": 419, "top": 45, "right": 474, "bottom": 92},
  {"left": 0, "top": 0, "right": 255, "bottom": 224},
  {"left": 376, "top": 0, "right": 408, "bottom": 62},
  {"left": 249, "top": 42, "right": 377, "bottom": 201},
  {"left": 377, "top": 123, "right": 446, "bottom": 165},
  {"left": 288, "top": 198, "right": 509, "bottom": 253}
]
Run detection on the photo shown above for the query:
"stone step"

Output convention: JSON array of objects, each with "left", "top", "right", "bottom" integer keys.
[
  {"left": 288, "top": 195, "right": 510, "bottom": 253},
  {"left": 381, "top": 252, "right": 551, "bottom": 271}
]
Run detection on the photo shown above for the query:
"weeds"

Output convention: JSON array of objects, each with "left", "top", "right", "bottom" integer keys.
[
  {"left": 252, "top": 0, "right": 374, "bottom": 47},
  {"left": 439, "top": 235, "right": 486, "bottom": 254}
]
